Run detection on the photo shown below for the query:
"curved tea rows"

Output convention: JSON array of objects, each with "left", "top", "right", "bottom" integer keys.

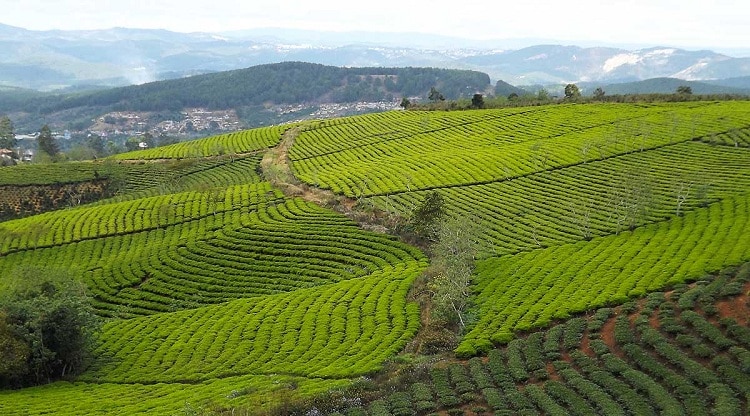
[
  {"left": 457, "top": 192, "right": 750, "bottom": 356},
  {"left": 290, "top": 103, "right": 695, "bottom": 160},
  {"left": 0, "top": 160, "right": 107, "bottom": 186},
  {"left": 0, "top": 374, "right": 347, "bottom": 415},
  {"left": 82, "top": 261, "right": 425, "bottom": 384},
  {"left": 698, "top": 125, "right": 750, "bottom": 147},
  {"left": 367, "top": 141, "right": 750, "bottom": 257},
  {"left": 87, "top": 199, "right": 424, "bottom": 316},
  {"left": 100, "top": 154, "right": 263, "bottom": 203},
  {"left": 328, "top": 263, "right": 750, "bottom": 415},
  {"left": 111, "top": 125, "right": 289, "bottom": 160},
  {"left": 0, "top": 183, "right": 281, "bottom": 254},
  {"left": 291, "top": 101, "right": 750, "bottom": 196},
  {"left": 0, "top": 188, "right": 424, "bottom": 317}
]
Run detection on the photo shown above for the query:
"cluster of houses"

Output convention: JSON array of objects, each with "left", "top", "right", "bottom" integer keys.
[
  {"left": 0, "top": 148, "right": 34, "bottom": 164},
  {"left": 92, "top": 109, "right": 241, "bottom": 138}
]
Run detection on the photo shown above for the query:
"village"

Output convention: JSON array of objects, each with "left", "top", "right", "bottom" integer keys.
[{"left": 88, "top": 108, "right": 242, "bottom": 137}]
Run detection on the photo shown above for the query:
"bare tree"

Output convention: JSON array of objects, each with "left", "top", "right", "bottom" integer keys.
[
  {"left": 607, "top": 170, "right": 654, "bottom": 233},
  {"left": 580, "top": 141, "right": 592, "bottom": 163},
  {"left": 429, "top": 215, "right": 480, "bottom": 331},
  {"left": 568, "top": 197, "right": 593, "bottom": 240},
  {"left": 674, "top": 179, "right": 693, "bottom": 217}
]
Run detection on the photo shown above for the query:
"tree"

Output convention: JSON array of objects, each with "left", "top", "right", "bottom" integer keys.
[
  {"left": 564, "top": 84, "right": 581, "bottom": 100},
  {"left": 676, "top": 85, "right": 693, "bottom": 95},
  {"left": 399, "top": 97, "right": 411, "bottom": 109},
  {"left": 36, "top": 125, "right": 58, "bottom": 158},
  {"left": 86, "top": 134, "right": 105, "bottom": 157},
  {"left": 471, "top": 93, "right": 485, "bottom": 109},
  {"left": 537, "top": 88, "right": 550, "bottom": 101},
  {"left": 593, "top": 87, "right": 606, "bottom": 100},
  {"left": 125, "top": 137, "right": 141, "bottom": 152},
  {"left": 0, "top": 267, "right": 99, "bottom": 387},
  {"left": 0, "top": 116, "right": 16, "bottom": 151},
  {"left": 409, "top": 191, "right": 445, "bottom": 242},
  {"left": 428, "top": 87, "right": 445, "bottom": 102}
]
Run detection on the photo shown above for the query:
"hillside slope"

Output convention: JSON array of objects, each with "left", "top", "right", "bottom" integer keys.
[{"left": 1, "top": 101, "right": 749, "bottom": 415}]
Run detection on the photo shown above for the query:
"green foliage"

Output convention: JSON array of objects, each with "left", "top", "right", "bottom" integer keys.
[
  {"left": 318, "top": 262, "right": 749, "bottom": 416},
  {"left": 24, "top": 63, "right": 490, "bottom": 116},
  {"left": 593, "top": 87, "right": 606, "bottom": 100},
  {"left": 409, "top": 191, "right": 445, "bottom": 242},
  {"left": 677, "top": 85, "right": 693, "bottom": 95},
  {"left": 429, "top": 215, "right": 480, "bottom": 330},
  {"left": 564, "top": 83, "right": 581, "bottom": 100},
  {"left": 36, "top": 124, "right": 58, "bottom": 158},
  {"left": 3, "top": 100, "right": 750, "bottom": 415},
  {"left": 0, "top": 267, "right": 99, "bottom": 387},
  {"left": 428, "top": 87, "right": 445, "bottom": 102},
  {"left": 0, "top": 116, "right": 16, "bottom": 151},
  {"left": 471, "top": 93, "right": 484, "bottom": 109}
]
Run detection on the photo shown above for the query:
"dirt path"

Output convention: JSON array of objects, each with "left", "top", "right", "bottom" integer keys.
[{"left": 260, "top": 125, "right": 395, "bottom": 234}]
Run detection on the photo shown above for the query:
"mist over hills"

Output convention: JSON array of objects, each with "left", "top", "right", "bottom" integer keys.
[{"left": 2, "top": 23, "right": 750, "bottom": 91}]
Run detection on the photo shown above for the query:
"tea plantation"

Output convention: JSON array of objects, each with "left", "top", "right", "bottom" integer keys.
[{"left": 1, "top": 101, "right": 748, "bottom": 414}]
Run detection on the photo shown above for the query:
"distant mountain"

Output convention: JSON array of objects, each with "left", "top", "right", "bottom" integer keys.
[
  {"left": 493, "top": 80, "right": 527, "bottom": 97},
  {"left": 2, "top": 24, "right": 750, "bottom": 91},
  {"left": 581, "top": 77, "right": 750, "bottom": 96},
  {"left": 702, "top": 76, "right": 750, "bottom": 90},
  {"left": 463, "top": 46, "right": 750, "bottom": 85}
]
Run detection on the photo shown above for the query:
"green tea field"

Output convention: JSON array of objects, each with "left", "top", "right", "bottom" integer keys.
[{"left": 1, "top": 101, "right": 748, "bottom": 415}]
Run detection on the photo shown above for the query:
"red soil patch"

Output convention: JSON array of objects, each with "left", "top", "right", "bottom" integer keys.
[
  {"left": 580, "top": 332, "right": 594, "bottom": 357},
  {"left": 599, "top": 316, "right": 618, "bottom": 350},
  {"left": 546, "top": 362, "right": 561, "bottom": 381},
  {"left": 716, "top": 281, "right": 750, "bottom": 326},
  {"left": 648, "top": 309, "right": 660, "bottom": 330}
]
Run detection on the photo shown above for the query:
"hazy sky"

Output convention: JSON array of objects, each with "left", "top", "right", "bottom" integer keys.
[{"left": 1, "top": 0, "right": 747, "bottom": 50}]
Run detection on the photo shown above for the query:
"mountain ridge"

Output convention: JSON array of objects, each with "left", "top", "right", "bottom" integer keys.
[{"left": 2, "top": 24, "right": 750, "bottom": 90}]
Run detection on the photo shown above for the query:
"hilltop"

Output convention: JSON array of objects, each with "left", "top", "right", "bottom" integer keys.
[{"left": 0, "top": 62, "right": 491, "bottom": 133}]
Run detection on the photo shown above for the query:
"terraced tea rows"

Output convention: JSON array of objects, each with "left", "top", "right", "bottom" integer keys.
[
  {"left": 324, "top": 262, "right": 750, "bottom": 415},
  {"left": 0, "top": 160, "right": 108, "bottom": 185},
  {"left": 98, "top": 154, "right": 263, "bottom": 203},
  {"left": 0, "top": 182, "right": 279, "bottom": 254},
  {"left": 0, "top": 190, "right": 424, "bottom": 318},
  {"left": 291, "top": 101, "right": 750, "bottom": 196},
  {"left": 367, "top": 141, "right": 750, "bottom": 257},
  {"left": 83, "top": 262, "right": 424, "bottom": 384},
  {"left": 457, "top": 192, "right": 750, "bottom": 355},
  {"left": 0, "top": 374, "right": 348, "bottom": 415},
  {"left": 0, "top": 155, "right": 263, "bottom": 221},
  {"left": 88, "top": 200, "right": 423, "bottom": 316},
  {"left": 112, "top": 125, "right": 289, "bottom": 160},
  {"left": 290, "top": 103, "right": 696, "bottom": 159},
  {"left": 2, "top": 101, "right": 749, "bottom": 415},
  {"left": 699, "top": 125, "right": 750, "bottom": 147}
]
